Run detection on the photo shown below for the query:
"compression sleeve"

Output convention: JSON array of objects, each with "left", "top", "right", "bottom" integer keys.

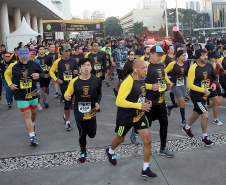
[
  {"left": 218, "top": 56, "right": 224, "bottom": 64},
  {"left": 164, "top": 61, "right": 175, "bottom": 82},
  {"left": 187, "top": 64, "right": 205, "bottom": 93},
  {"left": 84, "top": 52, "right": 91, "bottom": 58},
  {"left": 64, "top": 77, "right": 78, "bottom": 99},
  {"left": 49, "top": 58, "right": 60, "bottom": 81},
  {"left": 116, "top": 75, "right": 142, "bottom": 109},
  {"left": 4, "top": 61, "right": 17, "bottom": 86}
]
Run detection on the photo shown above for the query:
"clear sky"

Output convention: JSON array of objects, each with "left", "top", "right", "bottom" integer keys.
[{"left": 70, "top": 0, "right": 201, "bottom": 18}]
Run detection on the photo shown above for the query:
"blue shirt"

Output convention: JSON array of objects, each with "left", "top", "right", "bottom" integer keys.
[{"left": 112, "top": 47, "right": 130, "bottom": 70}]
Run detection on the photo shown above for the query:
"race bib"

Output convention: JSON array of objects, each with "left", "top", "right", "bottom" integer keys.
[
  {"left": 78, "top": 102, "right": 91, "bottom": 113},
  {"left": 20, "top": 79, "right": 32, "bottom": 89},
  {"left": 176, "top": 77, "right": 184, "bottom": 86},
  {"left": 158, "top": 80, "right": 167, "bottom": 92},
  {"left": 41, "top": 65, "right": 48, "bottom": 71},
  {"left": 137, "top": 94, "right": 145, "bottom": 103},
  {"left": 96, "top": 71, "right": 103, "bottom": 78},
  {"left": 63, "top": 72, "right": 72, "bottom": 81},
  {"left": 201, "top": 79, "right": 210, "bottom": 89},
  {"left": 94, "top": 63, "right": 102, "bottom": 71}
]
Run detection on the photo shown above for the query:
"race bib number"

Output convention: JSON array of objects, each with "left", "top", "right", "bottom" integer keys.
[
  {"left": 96, "top": 71, "right": 103, "bottom": 78},
  {"left": 176, "top": 77, "right": 184, "bottom": 86},
  {"left": 158, "top": 80, "right": 167, "bottom": 92},
  {"left": 41, "top": 65, "right": 48, "bottom": 71},
  {"left": 63, "top": 72, "right": 72, "bottom": 81},
  {"left": 94, "top": 63, "right": 102, "bottom": 71},
  {"left": 20, "top": 79, "right": 32, "bottom": 89},
  {"left": 78, "top": 102, "right": 91, "bottom": 113},
  {"left": 201, "top": 79, "right": 210, "bottom": 89},
  {"left": 137, "top": 94, "right": 145, "bottom": 103},
  {"left": 120, "top": 61, "right": 125, "bottom": 68}
]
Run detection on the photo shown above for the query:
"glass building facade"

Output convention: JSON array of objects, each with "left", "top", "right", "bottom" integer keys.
[{"left": 212, "top": 4, "right": 226, "bottom": 27}]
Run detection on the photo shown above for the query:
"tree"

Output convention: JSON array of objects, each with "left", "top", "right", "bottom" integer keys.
[
  {"left": 194, "top": 13, "right": 210, "bottom": 28},
  {"left": 104, "top": 17, "right": 123, "bottom": 37},
  {"left": 128, "top": 21, "right": 149, "bottom": 36}
]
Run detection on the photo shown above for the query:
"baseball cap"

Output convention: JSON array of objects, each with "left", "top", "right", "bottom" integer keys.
[
  {"left": 19, "top": 48, "right": 29, "bottom": 58},
  {"left": 150, "top": 46, "right": 164, "bottom": 55},
  {"left": 172, "top": 26, "right": 179, "bottom": 31},
  {"left": 61, "top": 40, "right": 65, "bottom": 44},
  {"left": 29, "top": 50, "right": 36, "bottom": 55},
  {"left": 4, "top": 53, "right": 10, "bottom": 57},
  {"left": 176, "top": 50, "right": 186, "bottom": 58},
  {"left": 195, "top": 49, "right": 207, "bottom": 59},
  {"left": 61, "top": 44, "right": 71, "bottom": 51}
]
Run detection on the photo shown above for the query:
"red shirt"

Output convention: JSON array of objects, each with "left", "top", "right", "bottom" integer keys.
[{"left": 210, "top": 64, "right": 220, "bottom": 87}]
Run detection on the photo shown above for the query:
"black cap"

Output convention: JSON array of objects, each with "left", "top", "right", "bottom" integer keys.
[
  {"left": 195, "top": 49, "right": 207, "bottom": 59},
  {"left": 150, "top": 45, "right": 164, "bottom": 55},
  {"left": 176, "top": 50, "right": 186, "bottom": 58}
]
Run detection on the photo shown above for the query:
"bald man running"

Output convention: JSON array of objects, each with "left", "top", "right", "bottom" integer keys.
[{"left": 106, "top": 59, "right": 157, "bottom": 178}]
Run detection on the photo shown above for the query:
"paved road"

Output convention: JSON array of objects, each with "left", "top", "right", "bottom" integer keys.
[{"left": 0, "top": 78, "right": 226, "bottom": 185}]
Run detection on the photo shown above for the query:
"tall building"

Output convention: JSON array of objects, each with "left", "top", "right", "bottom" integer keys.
[
  {"left": 0, "top": 0, "right": 71, "bottom": 46},
  {"left": 138, "top": 0, "right": 166, "bottom": 9},
  {"left": 186, "top": 1, "right": 200, "bottom": 12},
  {"left": 83, "top": 10, "right": 105, "bottom": 20},
  {"left": 83, "top": 10, "right": 91, "bottom": 20}
]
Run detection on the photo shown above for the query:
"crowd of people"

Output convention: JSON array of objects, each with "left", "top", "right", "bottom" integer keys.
[{"left": 0, "top": 26, "right": 226, "bottom": 178}]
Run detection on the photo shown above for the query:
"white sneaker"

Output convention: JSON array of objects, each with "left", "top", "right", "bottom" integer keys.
[
  {"left": 37, "top": 103, "right": 42, "bottom": 111},
  {"left": 213, "top": 119, "right": 223, "bottom": 126}
]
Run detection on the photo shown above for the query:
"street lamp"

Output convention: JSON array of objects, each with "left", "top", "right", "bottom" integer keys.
[
  {"left": 165, "top": 2, "right": 169, "bottom": 37},
  {"left": 176, "top": 0, "right": 179, "bottom": 29}
]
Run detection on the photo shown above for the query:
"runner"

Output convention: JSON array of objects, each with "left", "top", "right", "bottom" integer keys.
[
  {"left": 206, "top": 51, "right": 223, "bottom": 125},
  {"left": 106, "top": 59, "right": 157, "bottom": 178},
  {"left": 36, "top": 45, "right": 52, "bottom": 108},
  {"left": 50, "top": 44, "right": 78, "bottom": 131},
  {"left": 123, "top": 50, "right": 135, "bottom": 77},
  {"left": 10, "top": 48, "right": 19, "bottom": 61},
  {"left": 105, "top": 47, "right": 113, "bottom": 87},
  {"left": 140, "top": 46, "right": 150, "bottom": 62},
  {"left": 70, "top": 45, "right": 84, "bottom": 65},
  {"left": 1, "top": 53, "right": 14, "bottom": 108},
  {"left": 218, "top": 45, "right": 226, "bottom": 98},
  {"left": 111, "top": 38, "right": 130, "bottom": 96},
  {"left": 183, "top": 49, "right": 218, "bottom": 146},
  {"left": 64, "top": 58, "right": 102, "bottom": 163},
  {"left": 165, "top": 50, "right": 189, "bottom": 125},
  {"left": 4, "top": 48, "right": 45, "bottom": 146},
  {"left": 46, "top": 43, "right": 61, "bottom": 98},
  {"left": 130, "top": 46, "right": 174, "bottom": 158}
]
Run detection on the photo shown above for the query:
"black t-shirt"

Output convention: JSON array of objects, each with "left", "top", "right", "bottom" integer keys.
[
  {"left": 37, "top": 55, "right": 52, "bottom": 77},
  {"left": 70, "top": 53, "right": 84, "bottom": 65},
  {"left": 47, "top": 51, "right": 58, "bottom": 62}
]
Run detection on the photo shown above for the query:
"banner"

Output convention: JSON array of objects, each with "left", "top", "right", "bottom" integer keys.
[
  {"left": 43, "top": 20, "right": 104, "bottom": 32},
  {"left": 43, "top": 32, "right": 55, "bottom": 41},
  {"left": 93, "top": 31, "right": 105, "bottom": 40}
]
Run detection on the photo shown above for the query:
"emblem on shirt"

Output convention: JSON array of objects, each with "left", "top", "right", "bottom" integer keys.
[
  {"left": 83, "top": 86, "right": 89, "bottom": 96},
  {"left": 203, "top": 71, "right": 208, "bottom": 80},
  {"left": 22, "top": 69, "right": 28, "bottom": 78},
  {"left": 181, "top": 68, "right": 184, "bottom": 74},
  {"left": 106, "top": 55, "right": 109, "bottom": 59},
  {"left": 94, "top": 57, "right": 98, "bottom": 63},
  {"left": 41, "top": 60, "right": 45, "bottom": 65},
  {"left": 76, "top": 58, "right": 79, "bottom": 64},
  {"left": 157, "top": 69, "right": 163, "bottom": 78},
  {"left": 141, "top": 86, "right": 145, "bottom": 95},
  {"left": 65, "top": 63, "right": 70, "bottom": 71}
]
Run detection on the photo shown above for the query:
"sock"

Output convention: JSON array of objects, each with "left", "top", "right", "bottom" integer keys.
[
  {"left": 170, "top": 92, "right": 175, "bottom": 104},
  {"left": 185, "top": 124, "right": 190, "bottom": 130},
  {"left": 202, "top": 133, "right": 208, "bottom": 139},
  {"left": 143, "top": 162, "right": 149, "bottom": 171},
  {"left": 180, "top": 108, "right": 185, "bottom": 121},
  {"left": 109, "top": 147, "right": 115, "bottom": 155},
  {"left": 66, "top": 121, "right": 70, "bottom": 125},
  {"left": 169, "top": 103, "right": 178, "bottom": 110},
  {"left": 29, "top": 132, "right": 35, "bottom": 138}
]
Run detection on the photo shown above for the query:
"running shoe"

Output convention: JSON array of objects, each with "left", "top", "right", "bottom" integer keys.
[
  {"left": 181, "top": 120, "right": 188, "bottom": 126},
  {"left": 109, "top": 76, "right": 114, "bottom": 81},
  {"left": 182, "top": 126, "right": 194, "bottom": 137},
  {"left": 30, "top": 136, "right": 38, "bottom": 146},
  {"left": 113, "top": 88, "right": 118, "bottom": 97},
  {"left": 106, "top": 148, "right": 117, "bottom": 165},
  {"left": 57, "top": 92, "right": 62, "bottom": 97},
  {"left": 213, "top": 119, "right": 223, "bottom": 126},
  {"left": 78, "top": 153, "right": 86, "bottom": 163},
  {"left": 106, "top": 82, "right": 110, "bottom": 87},
  {"left": 66, "top": 122, "right": 72, "bottom": 131},
  {"left": 185, "top": 96, "right": 190, "bottom": 101},
  {"left": 202, "top": 136, "right": 214, "bottom": 147},
  {"left": 166, "top": 105, "right": 171, "bottom": 116},
  {"left": 130, "top": 127, "right": 139, "bottom": 144},
  {"left": 159, "top": 147, "right": 174, "bottom": 158},
  {"left": 44, "top": 102, "right": 49, "bottom": 108},
  {"left": 8, "top": 103, "right": 12, "bottom": 109},
  {"left": 141, "top": 167, "right": 157, "bottom": 178},
  {"left": 37, "top": 103, "right": 42, "bottom": 111},
  {"left": 55, "top": 92, "right": 59, "bottom": 98}
]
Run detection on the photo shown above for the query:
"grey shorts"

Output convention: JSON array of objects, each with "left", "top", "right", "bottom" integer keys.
[{"left": 171, "top": 85, "right": 185, "bottom": 98}]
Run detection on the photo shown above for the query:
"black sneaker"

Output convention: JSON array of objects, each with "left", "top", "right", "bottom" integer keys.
[
  {"left": 182, "top": 126, "right": 194, "bottom": 137},
  {"left": 78, "top": 153, "right": 86, "bottom": 163},
  {"left": 8, "top": 103, "right": 12, "bottom": 109},
  {"left": 66, "top": 122, "right": 72, "bottom": 131},
  {"left": 185, "top": 96, "right": 190, "bottom": 101},
  {"left": 202, "top": 136, "right": 214, "bottom": 147},
  {"left": 44, "top": 102, "right": 49, "bottom": 108},
  {"left": 106, "top": 148, "right": 117, "bottom": 165},
  {"left": 30, "top": 136, "right": 38, "bottom": 146},
  {"left": 141, "top": 167, "right": 157, "bottom": 178},
  {"left": 106, "top": 82, "right": 110, "bottom": 87}
]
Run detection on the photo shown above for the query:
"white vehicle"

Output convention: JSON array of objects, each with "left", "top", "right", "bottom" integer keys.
[{"left": 144, "top": 38, "right": 156, "bottom": 48}]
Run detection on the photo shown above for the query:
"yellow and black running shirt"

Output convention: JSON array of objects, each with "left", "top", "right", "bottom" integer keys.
[
  {"left": 105, "top": 53, "right": 111, "bottom": 68},
  {"left": 146, "top": 62, "right": 167, "bottom": 106},
  {"left": 4, "top": 61, "right": 45, "bottom": 101},
  {"left": 0, "top": 59, "right": 14, "bottom": 79},
  {"left": 50, "top": 58, "right": 78, "bottom": 90},
  {"left": 36, "top": 55, "right": 52, "bottom": 78},
  {"left": 187, "top": 63, "right": 218, "bottom": 101},
  {"left": 70, "top": 53, "right": 84, "bottom": 65},
  {"left": 140, "top": 55, "right": 150, "bottom": 62},
  {"left": 85, "top": 51, "right": 106, "bottom": 79},
  {"left": 46, "top": 51, "right": 58, "bottom": 62},
  {"left": 116, "top": 74, "right": 146, "bottom": 126},
  {"left": 64, "top": 75, "right": 102, "bottom": 121},
  {"left": 165, "top": 61, "right": 188, "bottom": 86},
  {"left": 10, "top": 54, "right": 19, "bottom": 61},
  {"left": 219, "top": 56, "right": 226, "bottom": 70}
]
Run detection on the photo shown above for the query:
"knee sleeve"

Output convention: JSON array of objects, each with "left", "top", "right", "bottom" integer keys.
[{"left": 64, "top": 100, "right": 71, "bottom": 110}]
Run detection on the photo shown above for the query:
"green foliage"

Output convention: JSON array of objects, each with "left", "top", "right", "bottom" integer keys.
[
  {"left": 104, "top": 17, "right": 123, "bottom": 37},
  {"left": 128, "top": 21, "right": 148, "bottom": 36}
]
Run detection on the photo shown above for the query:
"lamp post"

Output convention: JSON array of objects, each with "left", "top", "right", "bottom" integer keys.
[
  {"left": 165, "top": 2, "right": 169, "bottom": 37},
  {"left": 176, "top": 0, "right": 179, "bottom": 29}
]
